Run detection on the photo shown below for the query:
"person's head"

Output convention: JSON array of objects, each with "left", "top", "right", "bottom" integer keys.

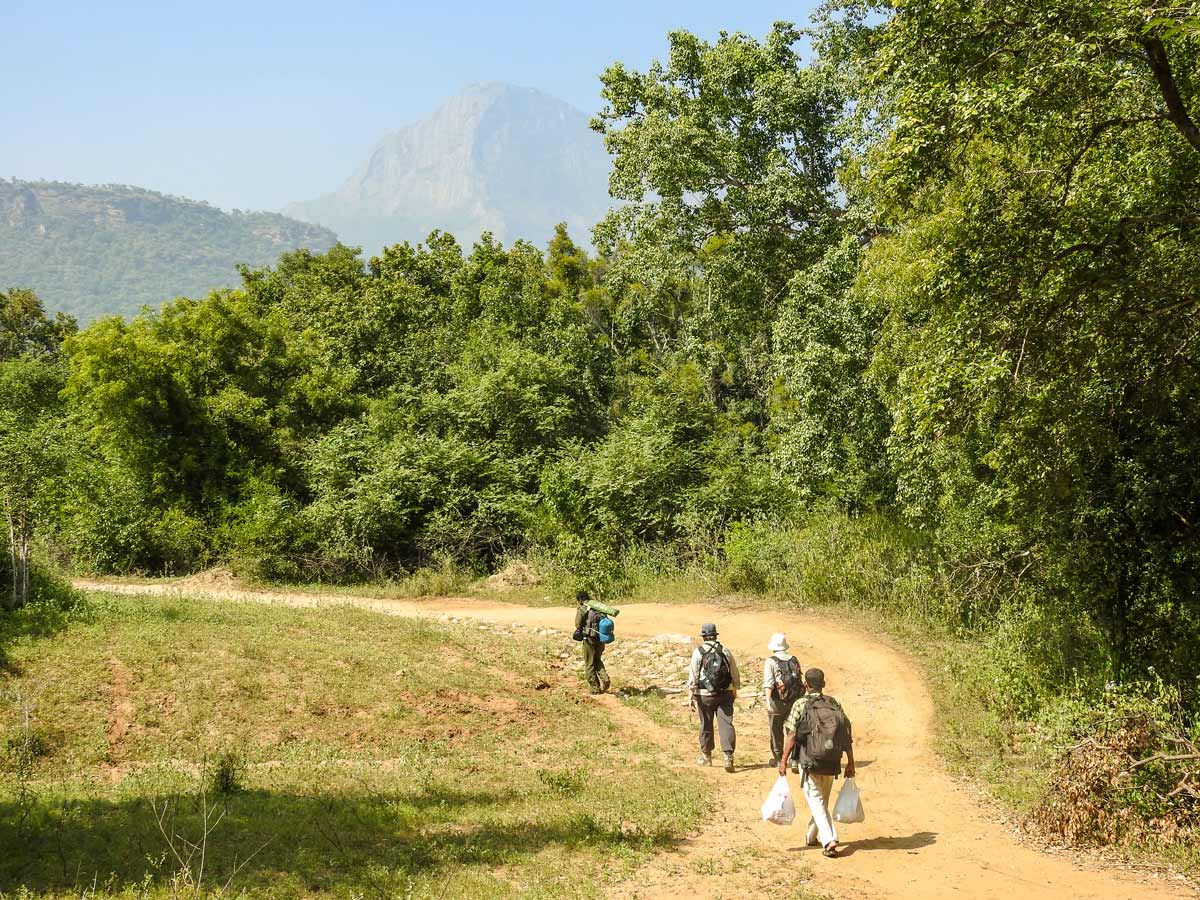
[
  {"left": 576, "top": 590, "right": 590, "bottom": 606},
  {"left": 768, "top": 633, "right": 788, "bottom": 653},
  {"left": 700, "top": 622, "right": 718, "bottom": 641},
  {"left": 804, "top": 667, "right": 826, "bottom": 692}
]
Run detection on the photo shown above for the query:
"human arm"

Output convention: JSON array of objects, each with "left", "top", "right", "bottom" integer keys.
[
  {"left": 687, "top": 648, "right": 700, "bottom": 708},
  {"left": 843, "top": 716, "right": 855, "bottom": 778},
  {"left": 779, "top": 731, "right": 796, "bottom": 777}
]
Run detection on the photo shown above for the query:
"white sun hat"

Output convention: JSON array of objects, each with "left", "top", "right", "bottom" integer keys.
[{"left": 767, "top": 633, "right": 789, "bottom": 652}]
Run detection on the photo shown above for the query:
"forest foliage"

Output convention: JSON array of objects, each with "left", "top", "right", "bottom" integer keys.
[{"left": 3, "top": 0, "right": 1199, "bottom": 844}]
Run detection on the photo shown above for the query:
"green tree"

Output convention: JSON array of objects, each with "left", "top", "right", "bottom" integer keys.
[
  {"left": 840, "top": 0, "right": 1200, "bottom": 681},
  {"left": 62, "top": 278, "right": 357, "bottom": 572},
  {"left": 770, "top": 236, "right": 892, "bottom": 508},
  {"left": 0, "top": 291, "right": 74, "bottom": 608},
  {"left": 593, "top": 22, "right": 848, "bottom": 423},
  {"left": 0, "top": 287, "right": 77, "bottom": 360}
]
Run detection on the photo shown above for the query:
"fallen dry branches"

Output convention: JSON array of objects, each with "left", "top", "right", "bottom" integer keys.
[{"left": 1028, "top": 706, "right": 1199, "bottom": 848}]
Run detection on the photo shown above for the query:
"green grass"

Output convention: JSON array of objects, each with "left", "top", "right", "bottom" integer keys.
[
  {"left": 615, "top": 690, "right": 689, "bottom": 730},
  {"left": 0, "top": 594, "right": 709, "bottom": 899},
  {"left": 882, "top": 623, "right": 1053, "bottom": 811}
]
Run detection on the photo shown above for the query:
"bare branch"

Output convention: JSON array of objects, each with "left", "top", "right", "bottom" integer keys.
[{"left": 1129, "top": 751, "right": 1200, "bottom": 769}]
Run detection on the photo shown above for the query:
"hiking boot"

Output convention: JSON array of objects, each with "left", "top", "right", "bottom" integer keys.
[
  {"left": 768, "top": 758, "right": 779, "bottom": 768},
  {"left": 723, "top": 753, "right": 735, "bottom": 773},
  {"left": 790, "top": 763, "right": 800, "bottom": 774},
  {"left": 696, "top": 753, "right": 712, "bottom": 766}
]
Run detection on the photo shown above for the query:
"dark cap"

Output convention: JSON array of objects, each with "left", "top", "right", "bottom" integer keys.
[
  {"left": 700, "top": 622, "right": 718, "bottom": 638},
  {"left": 804, "top": 667, "right": 826, "bottom": 690}
]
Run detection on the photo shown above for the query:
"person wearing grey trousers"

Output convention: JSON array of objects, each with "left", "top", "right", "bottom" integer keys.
[{"left": 687, "top": 622, "right": 742, "bottom": 772}]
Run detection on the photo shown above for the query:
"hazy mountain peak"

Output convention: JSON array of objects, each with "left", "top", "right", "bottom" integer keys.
[{"left": 286, "top": 82, "right": 611, "bottom": 253}]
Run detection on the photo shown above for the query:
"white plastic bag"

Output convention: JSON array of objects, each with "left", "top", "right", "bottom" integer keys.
[
  {"left": 833, "top": 777, "right": 865, "bottom": 824},
  {"left": 760, "top": 775, "right": 796, "bottom": 825}
]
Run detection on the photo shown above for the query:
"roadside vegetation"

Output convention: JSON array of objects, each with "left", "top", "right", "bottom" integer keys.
[{"left": 3, "top": 0, "right": 1198, "bottom": 877}]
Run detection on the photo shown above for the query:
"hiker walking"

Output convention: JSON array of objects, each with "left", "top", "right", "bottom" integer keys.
[
  {"left": 762, "top": 633, "right": 802, "bottom": 770},
  {"left": 572, "top": 590, "right": 610, "bottom": 694},
  {"left": 778, "top": 667, "right": 856, "bottom": 858},
  {"left": 687, "top": 623, "right": 741, "bottom": 772}
]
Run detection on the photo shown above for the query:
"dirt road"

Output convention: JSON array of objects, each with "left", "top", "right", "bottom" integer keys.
[{"left": 76, "top": 579, "right": 1194, "bottom": 900}]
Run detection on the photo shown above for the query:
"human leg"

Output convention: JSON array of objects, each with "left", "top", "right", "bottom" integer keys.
[
  {"left": 715, "top": 692, "right": 736, "bottom": 756},
  {"left": 583, "top": 642, "right": 602, "bottom": 693},
  {"left": 801, "top": 773, "right": 838, "bottom": 848},
  {"left": 697, "top": 695, "right": 717, "bottom": 757},
  {"left": 595, "top": 642, "right": 610, "bottom": 692},
  {"left": 767, "top": 701, "right": 791, "bottom": 763}
]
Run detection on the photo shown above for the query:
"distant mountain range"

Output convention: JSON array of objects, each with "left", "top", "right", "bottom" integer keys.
[
  {"left": 0, "top": 180, "right": 337, "bottom": 322},
  {"left": 0, "top": 84, "right": 613, "bottom": 322},
  {"left": 286, "top": 82, "right": 612, "bottom": 253}
]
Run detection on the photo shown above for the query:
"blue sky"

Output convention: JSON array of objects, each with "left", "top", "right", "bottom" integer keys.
[{"left": 1, "top": 1, "right": 819, "bottom": 211}]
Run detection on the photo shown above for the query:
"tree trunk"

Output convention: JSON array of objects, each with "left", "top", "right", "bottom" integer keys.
[
  {"left": 1143, "top": 37, "right": 1200, "bottom": 154},
  {"left": 3, "top": 507, "right": 32, "bottom": 611},
  {"left": 4, "top": 509, "right": 16, "bottom": 612},
  {"left": 17, "top": 515, "right": 30, "bottom": 609}
]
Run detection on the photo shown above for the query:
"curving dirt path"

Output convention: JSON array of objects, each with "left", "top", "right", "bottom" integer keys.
[{"left": 75, "top": 579, "right": 1195, "bottom": 900}]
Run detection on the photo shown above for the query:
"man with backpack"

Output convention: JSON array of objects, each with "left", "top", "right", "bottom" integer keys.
[
  {"left": 572, "top": 590, "right": 610, "bottom": 694},
  {"left": 778, "top": 667, "right": 856, "bottom": 858},
  {"left": 762, "top": 633, "right": 801, "bottom": 770},
  {"left": 687, "top": 623, "right": 741, "bottom": 772}
]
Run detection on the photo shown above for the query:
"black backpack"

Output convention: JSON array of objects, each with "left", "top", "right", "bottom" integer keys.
[
  {"left": 698, "top": 642, "right": 733, "bottom": 692},
  {"left": 799, "top": 695, "right": 851, "bottom": 772},
  {"left": 583, "top": 608, "right": 602, "bottom": 641},
  {"left": 771, "top": 656, "right": 801, "bottom": 702}
]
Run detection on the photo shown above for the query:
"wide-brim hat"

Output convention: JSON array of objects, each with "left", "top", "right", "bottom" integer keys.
[{"left": 768, "top": 632, "right": 788, "bottom": 652}]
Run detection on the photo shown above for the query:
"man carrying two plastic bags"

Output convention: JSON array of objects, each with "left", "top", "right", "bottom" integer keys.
[{"left": 778, "top": 667, "right": 857, "bottom": 857}]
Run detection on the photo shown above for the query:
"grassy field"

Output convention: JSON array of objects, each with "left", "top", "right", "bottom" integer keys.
[
  {"left": 96, "top": 557, "right": 1055, "bottom": 814},
  {"left": 71, "top": 558, "right": 1057, "bottom": 817},
  {"left": 0, "top": 594, "right": 708, "bottom": 899}
]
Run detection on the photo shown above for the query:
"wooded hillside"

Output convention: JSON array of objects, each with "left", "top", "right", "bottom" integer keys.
[{"left": 0, "top": 180, "right": 337, "bottom": 321}]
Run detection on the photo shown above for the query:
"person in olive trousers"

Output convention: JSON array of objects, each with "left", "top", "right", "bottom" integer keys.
[{"left": 573, "top": 590, "right": 610, "bottom": 694}]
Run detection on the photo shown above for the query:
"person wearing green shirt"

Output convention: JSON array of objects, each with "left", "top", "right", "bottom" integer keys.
[
  {"left": 778, "top": 668, "right": 856, "bottom": 858},
  {"left": 573, "top": 590, "right": 610, "bottom": 694}
]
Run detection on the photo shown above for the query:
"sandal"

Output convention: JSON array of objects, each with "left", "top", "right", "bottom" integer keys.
[{"left": 822, "top": 843, "right": 839, "bottom": 858}]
